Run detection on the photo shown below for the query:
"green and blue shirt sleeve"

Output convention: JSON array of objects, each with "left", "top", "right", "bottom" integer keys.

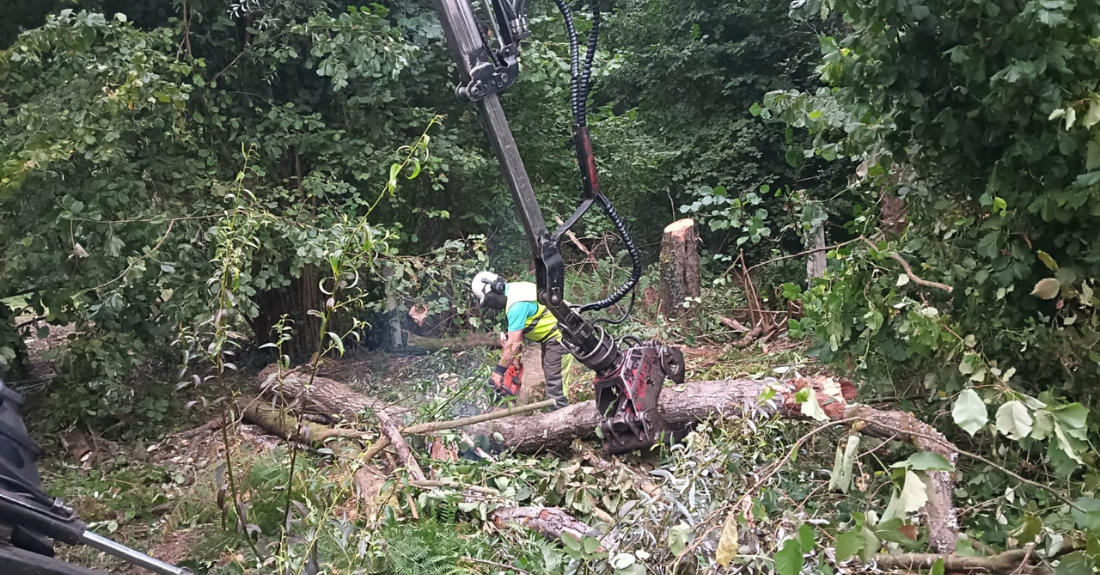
[{"left": 506, "top": 301, "right": 538, "bottom": 332}]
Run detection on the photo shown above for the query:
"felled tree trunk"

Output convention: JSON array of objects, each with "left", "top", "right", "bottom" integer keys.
[
  {"left": 256, "top": 364, "right": 402, "bottom": 420},
  {"left": 659, "top": 218, "right": 701, "bottom": 320},
  {"left": 467, "top": 376, "right": 959, "bottom": 552},
  {"left": 406, "top": 332, "right": 500, "bottom": 352}
]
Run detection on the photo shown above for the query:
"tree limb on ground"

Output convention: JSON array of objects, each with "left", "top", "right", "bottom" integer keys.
[
  {"left": 257, "top": 364, "right": 404, "bottom": 421},
  {"left": 246, "top": 367, "right": 959, "bottom": 553},
  {"left": 406, "top": 332, "right": 500, "bottom": 352},
  {"left": 868, "top": 546, "right": 1049, "bottom": 575}
]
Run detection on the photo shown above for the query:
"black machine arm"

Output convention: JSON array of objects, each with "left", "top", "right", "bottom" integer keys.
[{"left": 431, "top": 0, "right": 684, "bottom": 453}]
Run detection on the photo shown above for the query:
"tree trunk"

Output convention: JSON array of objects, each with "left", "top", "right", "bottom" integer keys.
[
  {"left": 406, "top": 332, "right": 500, "bottom": 352},
  {"left": 256, "top": 364, "right": 403, "bottom": 421},
  {"left": 383, "top": 264, "right": 403, "bottom": 348},
  {"left": 248, "top": 366, "right": 959, "bottom": 552},
  {"left": 806, "top": 221, "right": 827, "bottom": 284},
  {"left": 658, "top": 218, "right": 701, "bottom": 320}
]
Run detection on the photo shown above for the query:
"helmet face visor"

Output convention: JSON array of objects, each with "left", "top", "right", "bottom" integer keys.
[
  {"left": 482, "top": 291, "right": 506, "bottom": 310},
  {"left": 471, "top": 271, "right": 505, "bottom": 309}
]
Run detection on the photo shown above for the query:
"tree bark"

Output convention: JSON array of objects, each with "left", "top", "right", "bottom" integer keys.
[
  {"left": 383, "top": 264, "right": 403, "bottom": 348},
  {"left": 806, "top": 220, "right": 827, "bottom": 283},
  {"left": 406, "top": 332, "right": 500, "bottom": 352},
  {"left": 465, "top": 376, "right": 958, "bottom": 550},
  {"left": 658, "top": 218, "right": 701, "bottom": 320},
  {"left": 256, "top": 364, "right": 402, "bottom": 421}
]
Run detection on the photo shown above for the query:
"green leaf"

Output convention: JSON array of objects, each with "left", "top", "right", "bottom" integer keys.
[
  {"left": 562, "top": 532, "right": 581, "bottom": 551},
  {"left": 1037, "top": 250, "right": 1059, "bottom": 271},
  {"left": 930, "top": 558, "right": 945, "bottom": 575},
  {"left": 1084, "top": 96, "right": 1100, "bottom": 129},
  {"left": 1088, "top": 140, "right": 1100, "bottom": 171},
  {"left": 900, "top": 470, "right": 928, "bottom": 512},
  {"left": 829, "top": 435, "right": 860, "bottom": 493},
  {"left": 858, "top": 526, "right": 880, "bottom": 562},
  {"left": 1031, "top": 411, "right": 1055, "bottom": 440},
  {"left": 407, "top": 159, "right": 421, "bottom": 180},
  {"left": 1070, "top": 498, "right": 1100, "bottom": 531},
  {"left": 1051, "top": 403, "right": 1089, "bottom": 438},
  {"left": 952, "top": 389, "right": 988, "bottom": 436},
  {"left": 834, "top": 530, "right": 863, "bottom": 562},
  {"left": 995, "top": 401, "right": 1033, "bottom": 440},
  {"left": 582, "top": 536, "right": 600, "bottom": 555},
  {"left": 1055, "top": 552, "right": 1092, "bottom": 575},
  {"left": 891, "top": 452, "right": 954, "bottom": 471},
  {"left": 774, "top": 538, "right": 804, "bottom": 575},
  {"left": 1031, "top": 278, "right": 1062, "bottom": 299},
  {"left": 610, "top": 553, "right": 636, "bottom": 570},
  {"left": 798, "top": 524, "right": 814, "bottom": 552},
  {"left": 799, "top": 388, "right": 830, "bottom": 422},
  {"left": 668, "top": 523, "right": 690, "bottom": 555}
]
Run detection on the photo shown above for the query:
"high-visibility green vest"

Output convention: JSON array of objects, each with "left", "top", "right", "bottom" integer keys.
[{"left": 505, "top": 282, "right": 561, "bottom": 343}]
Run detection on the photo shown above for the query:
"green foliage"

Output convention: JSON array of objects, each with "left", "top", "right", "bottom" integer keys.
[{"left": 383, "top": 522, "right": 467, "bottom": 575}]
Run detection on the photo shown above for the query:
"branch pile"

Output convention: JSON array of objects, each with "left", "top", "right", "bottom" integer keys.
[{"left": 230, "top": 362, "right": 1050, "bottom": 573}]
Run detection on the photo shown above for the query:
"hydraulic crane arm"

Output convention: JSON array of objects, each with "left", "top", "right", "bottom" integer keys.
[{"left": 431, "top": 0, "right": 685, "bottom": 454}]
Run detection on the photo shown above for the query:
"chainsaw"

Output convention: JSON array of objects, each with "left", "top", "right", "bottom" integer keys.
[{"left": 431, "top": 0, "right": 686, "bottom": 453}]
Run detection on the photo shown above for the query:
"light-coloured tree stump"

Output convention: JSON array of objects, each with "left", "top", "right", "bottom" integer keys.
[{"left": 659, "top": 218, "right": 701, "bottom": 320}]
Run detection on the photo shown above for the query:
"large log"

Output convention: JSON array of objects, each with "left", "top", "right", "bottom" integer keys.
[
  {"left": 658, "top": 218, "right": 701, "bottom": 320},
  {"left": 468, "top": 376, "right": 959, "bottom": 552},
  {"left": 257, "top": 364, "right": 401, "bottom": 420},
  {"left": 406, "top": 332, "right": 500, "bottom": 352}
]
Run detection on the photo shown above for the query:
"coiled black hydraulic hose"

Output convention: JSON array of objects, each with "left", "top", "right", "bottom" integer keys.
[
  {"left": 552, "top": 0, "right": 582, "bottom": 124},
  {"left": 578, "top": 3, "right": 600, "bottom": 123},
  {"left": 551, "top": 1, "right": 642, "bottom": 314}
]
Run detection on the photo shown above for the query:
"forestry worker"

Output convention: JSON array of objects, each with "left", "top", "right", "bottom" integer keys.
[{"left": 469, "top": 271, "right": 574, "bottom": 410}]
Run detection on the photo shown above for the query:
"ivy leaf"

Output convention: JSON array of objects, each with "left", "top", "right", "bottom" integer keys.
[
  {"left": 1031, "top": 278, "right": 1062, "bottom": 299},
  {"left": 995, "top": 401, "right": 1033, "bottom": 440},
  {"left": 952, "top": 389, "right": 988, "bottom": 436},
  {"left": 715, "top": 510, "right": 740, "bottom": 567},
  {"left": 774, "top": 538, "right": 804, "bottom": 575},
  {"left": 834, "top": 530, "right": 863, "bottom": 562}
]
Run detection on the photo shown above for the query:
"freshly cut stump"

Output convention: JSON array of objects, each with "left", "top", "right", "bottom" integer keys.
[{"left": 659, "top": 218, "right": 701, "bottom": 320}]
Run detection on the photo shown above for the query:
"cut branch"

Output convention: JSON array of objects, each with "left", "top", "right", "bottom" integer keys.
[
  {"left": 862, "top": 237, "right": 953, "bottom": 293},
  {"left": 869, "top": 546, "right": 1049, "bottom": 575}
]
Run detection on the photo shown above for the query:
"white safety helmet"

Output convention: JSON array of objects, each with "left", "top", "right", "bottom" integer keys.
[{"left": 470, "top": 271, "right": 507, "bottom": 310}]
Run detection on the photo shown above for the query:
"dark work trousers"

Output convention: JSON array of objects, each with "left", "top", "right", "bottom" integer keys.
[{"left": 540, "top": 338, "right": 572, "bottom": 410}]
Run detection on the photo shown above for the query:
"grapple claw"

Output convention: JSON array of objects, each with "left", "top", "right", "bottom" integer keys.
[{"left": 594, "top": 342, "right": 682, "bottom": 454}]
